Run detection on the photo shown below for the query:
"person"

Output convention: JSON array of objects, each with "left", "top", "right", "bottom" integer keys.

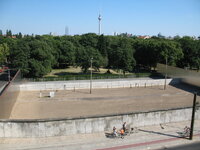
[
  {"left": 120, "top": 129, "right": 125, "bottom": 138},
  {"left": 113, "top": 126, "right": 118, "bottom": 137},
  {"left": 122, "top": 122, "right": 127, "bottom": 132}
]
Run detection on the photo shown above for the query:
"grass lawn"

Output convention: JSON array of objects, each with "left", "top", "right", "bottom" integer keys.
[
  {"left": 44, "top": 67, "right": 122, "bottom": 77},
  {"left": 28, "top": 67, "right": 160, "bottom": 82}
]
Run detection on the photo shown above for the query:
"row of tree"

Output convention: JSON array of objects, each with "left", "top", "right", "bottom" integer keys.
[{"left": 0, "top": 33, "right": 199, "bottom": 77}]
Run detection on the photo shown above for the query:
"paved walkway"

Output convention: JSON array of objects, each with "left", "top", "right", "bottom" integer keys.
[{"left": 0, "top": 120, "right": 200, "bottom": 150}]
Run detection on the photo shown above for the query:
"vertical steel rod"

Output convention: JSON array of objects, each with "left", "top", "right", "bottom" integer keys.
[{"left": 190, "top": 93, "right": 197, "bottom": 140}]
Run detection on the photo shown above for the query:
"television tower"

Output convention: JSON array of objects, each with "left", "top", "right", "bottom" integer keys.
[
  {"left": 98, "top": 14, "right": 102, "bottom": 35},
  {"left": 65, "top": 26, "right": 69, "bottom": 35}
]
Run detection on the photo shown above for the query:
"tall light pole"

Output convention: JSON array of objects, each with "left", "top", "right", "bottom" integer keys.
[
  {"left": 164, "top": 56, "right": 168, "bottom": 90},
  {"left": 90, "top": 57, "right": 93, "bottom": 94}
]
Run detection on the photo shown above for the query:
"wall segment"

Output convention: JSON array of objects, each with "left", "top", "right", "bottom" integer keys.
[{"left": 0, "top": 107, "right": 199, "bottom": 138}]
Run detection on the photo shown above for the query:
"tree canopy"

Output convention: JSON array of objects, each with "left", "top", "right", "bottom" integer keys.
[
  {"left": 0, "top": 32, "right": 199, "bottom": 77},
  {"left": 0, "top": 43, "right": 9, "bottom": 65}
]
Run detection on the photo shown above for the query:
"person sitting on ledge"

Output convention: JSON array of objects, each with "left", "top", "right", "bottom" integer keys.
[{"left": 113, "top": 126, "right": 118, "bottom": 137}]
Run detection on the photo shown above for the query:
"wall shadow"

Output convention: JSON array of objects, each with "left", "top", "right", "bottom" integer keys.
[
  {"left": 169, "top": 82, "right": 200, "bottom": 96},
  {"left": 139, "top": 129, "right": 184, "bottom": 139}
]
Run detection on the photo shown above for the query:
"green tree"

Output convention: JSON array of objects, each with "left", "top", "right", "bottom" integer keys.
[
  {"left": 0, "top": 30, "right": 2, "bottom": 36},
  {"left": 10, "top": 38, "right": 31, "bottom": 75},
  {"left": 159, "top": 40, "right": 183, "bottom": 66},
  {"left": 75, "top": 46, "right": 103, "bottom": 73},
  {"left": 6, "top": 30, "right": 12, "bottom": 37},
  {"left": 97, "top": 35, "right": 108, "bottom": 68},
  {"left": 134, "top": 39, "right": 159, "bottom": 70},
  {"left": 108, "top": 38, "right": 135, "bottom": 75},
  {"left": 97, "top": 35, "right": 108, "bottom": 56},
  {"left": 16, "top": 32, "right": 23, "bottom": 39},
  {"left": 177, "top": 36, "right": 200, "bottom": 70},
  {"left": 58, "top": 40, "right": 75, "bottom": 68},
  {"left": 0, "top": 43, "right": 9, "bottom": 65},
  {"left": 27, "top": 39, "right": 54, "bottom": 77},
  {"left": 79, "top": 33, "right": 98, "bottom": 48}
]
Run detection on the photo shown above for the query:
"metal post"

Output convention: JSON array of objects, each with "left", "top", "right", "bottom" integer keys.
[
  {"left": 190, "top": 93, "right": 197, "bottom": 140},
  {"left": 8, "top": 69, "right": 11, "bottom": 82},
  {"left": 164, "top": 56, "right": 167, "bottom": 90},
  {"left": 90, "top": 58, "right": 93, "bottom": 94}
]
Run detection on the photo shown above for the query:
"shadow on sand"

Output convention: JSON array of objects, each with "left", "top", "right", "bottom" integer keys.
[{"left": 170, "top": 82, "right": 200, "bottom": 96}]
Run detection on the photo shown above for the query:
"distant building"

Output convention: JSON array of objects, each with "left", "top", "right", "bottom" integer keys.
[
  {"left": 10, "top": 35, "right": 16, "bottom": 38},
  {"left": 119, "top": 32, "right": 133, "bottom": 37},
  {"left": 0, "top": 35, "right": 16, "bottom": 38},
  {"left": 65, "top": 26, "right": 69, "bottom": 35},
  {"left": 138, "top": 35, "right": 151, "bottom": 39},
  {"left": 157, "top": 33, "right": 165, "bottom": 38},
  {"left": 49, "top": 32, "right": 57, "bottom": 36},
  {"left": 114, "top": 32, "right": 117, "bottom": 36}
]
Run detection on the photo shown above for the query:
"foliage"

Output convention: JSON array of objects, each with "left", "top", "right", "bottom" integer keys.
[
  {"left": 0, "top": 30, "right": 2, "bottom": 36},
  {"left": 0, "top": 43, "right": 9, "bottom": 65},
  {"left": 75, "top": 46, "right": 103, "bottom": 73},
  {"left": 176, "top": 36, "right": 200, "bottom": 70},
  {"left": 0, "top": 30, "right": 199, "bottom": 77},
  {"left": 58, "top": 40, "right": 75, "bottom": 68},
  {"left": 159, "top": 40, "right": 183, "bottom": 66},
  {"left": 108, "top": 38, "right": 135, "bottom": 75},
  {"left": 6, "top": 30, "right": 12, "bottom": 37}
]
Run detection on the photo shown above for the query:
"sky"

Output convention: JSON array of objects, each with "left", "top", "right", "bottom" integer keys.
[{"left": 0, "top": 0, "right": 200, "bottom": 37}]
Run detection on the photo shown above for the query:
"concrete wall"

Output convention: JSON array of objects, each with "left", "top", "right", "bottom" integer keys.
[
  {"left": 19, "top": 78, "right": 179, "bottom": 91},
  {"left": 181, "top": 77, "right": 200, "bottom": 88},
  {"left": 157, "top": 63, "right": 200, "bottom": 87},
  {"left": 0, "top": 107, "right": 199, "bottom": 138},
  {"left": 0, "top": 70, "right": 21, "bottom": 119},
  {"left": 0, "top": 81, "right": 8, "bottom": 94}
]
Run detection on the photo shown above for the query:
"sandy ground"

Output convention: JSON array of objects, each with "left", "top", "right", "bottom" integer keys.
[{"left": 10, "top": 84, "right": 200, "bottom": 119}]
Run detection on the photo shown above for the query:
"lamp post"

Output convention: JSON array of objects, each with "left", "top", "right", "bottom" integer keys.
[
  {"left": 8, "top": 69, "right": 11, "bottom": 82},
  {"left": 90, "top": 57, "right": 93, "bottom": 94},
  {"left": 164, "top": 56, "right": 168, "bottom": 90}
]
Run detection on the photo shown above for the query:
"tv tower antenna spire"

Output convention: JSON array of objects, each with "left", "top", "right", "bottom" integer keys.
[{"left": 98, "top": 13, "right": 102, "bottom": 35}]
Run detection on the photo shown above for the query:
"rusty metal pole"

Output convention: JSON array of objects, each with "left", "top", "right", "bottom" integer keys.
[
  {"left": 164, "top": 56, "right": 167, "bottom": 90},
  {"left": 90, "top": 58, "right": 93, "bottom": 94},
  {"left": 189, "top": 92, "right": 197, "bottom": 140}
]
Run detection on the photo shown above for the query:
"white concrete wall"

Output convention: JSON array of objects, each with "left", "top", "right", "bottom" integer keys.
[
  {"left": 0, "top": 107, "right": 199, "bottom": 138},
  {"left": 19, "top": 78, "right": 179, "bottom": 91},
  {"left": 181, "top": 77, "right": 200, "bottom": 87}
]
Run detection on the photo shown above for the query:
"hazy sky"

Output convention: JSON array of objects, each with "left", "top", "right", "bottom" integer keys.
[{"left": 0, "top": 0, "right": 200, "bottom": 36}]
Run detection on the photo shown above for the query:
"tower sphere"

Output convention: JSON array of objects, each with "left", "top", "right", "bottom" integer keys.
[{"left": 98, "top": 14, "right": 102, "bottom": 21}]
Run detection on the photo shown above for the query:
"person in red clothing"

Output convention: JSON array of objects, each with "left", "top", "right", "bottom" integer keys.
[{"left": 120, "top": 129, "right": 125, "bottom": 138}]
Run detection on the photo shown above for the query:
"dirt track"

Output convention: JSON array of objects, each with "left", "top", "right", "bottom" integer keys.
[{"left": 10, "top": 84, "right": 199, "bottom": 119}]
